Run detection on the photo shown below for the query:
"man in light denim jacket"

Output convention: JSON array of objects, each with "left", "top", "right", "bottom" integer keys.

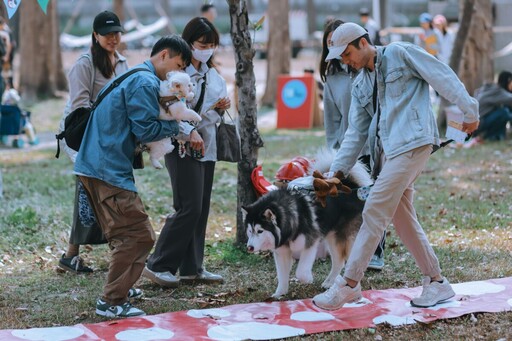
[{"left": 313, "top": 23, "right": 479, "bottom": 310}]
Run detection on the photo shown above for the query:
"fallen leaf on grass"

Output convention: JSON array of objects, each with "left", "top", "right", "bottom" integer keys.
[{"left": 74, "top": 311, "right": 89, "bottom": 320}]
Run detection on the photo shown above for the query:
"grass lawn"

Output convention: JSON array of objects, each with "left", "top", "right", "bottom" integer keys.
[{"left": 0, "top": 98, "right": 511, "bottom": 340}]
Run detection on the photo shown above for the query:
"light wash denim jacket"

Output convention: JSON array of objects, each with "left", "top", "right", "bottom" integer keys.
[
  {"left": 330, "top": 42, "right": 479, "bottom": 175},
  {"left": 75, "top": 61, "right": 180, "bottom": 192}
]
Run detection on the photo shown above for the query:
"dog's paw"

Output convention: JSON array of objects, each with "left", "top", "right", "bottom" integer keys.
[
  {"left": 271, "top": 291, "right": 286, "bottom": 300},
  {"left": 295, "top": 273, "right": 314, "bottom": 284},
  {"left": 150, "top": 159, "right": 164, "bottom": 169}
]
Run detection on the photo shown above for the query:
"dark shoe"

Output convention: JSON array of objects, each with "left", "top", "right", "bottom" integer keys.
[
  {"left": 95, "top": 299, "right": 145, "bottom": 318},
  {"left": 58, "top": 254, "right": 93, "bottom": 273},
  {"left": 142, "top": 266, "right": 179, "bottom": 288},
  {"left": 180, "top": 269, "right": 224, "bottom": 284},
  {"left": 128, "top": 288, "right": 143, "bottom": 299}
]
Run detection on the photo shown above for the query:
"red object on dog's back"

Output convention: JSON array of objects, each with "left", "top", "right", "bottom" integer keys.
[{"left": 251, "top": 165, "right": 277, "bottom": 197}]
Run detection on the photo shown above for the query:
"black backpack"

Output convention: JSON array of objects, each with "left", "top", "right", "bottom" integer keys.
[{"left": 55, "top": 67, "right": 149, "bottom": 158}]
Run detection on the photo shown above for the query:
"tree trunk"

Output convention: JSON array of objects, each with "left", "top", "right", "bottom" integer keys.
[
  {"left": 458, "top": 0, "right": 494, "bottom": 95},
  {"left": 157, "top": 0, "right": 176, "bottom": 35},
  {"left": 306, "top": 0, "right": 316, "bottom": 35},
  {"left": 226, "top": 0, "right": 264, "bottom": 245},
  {"left": 19, "top": 0, "right": 66, "bottom": 102},
  {"left": 260, "top": 0, "right": 290, "bottom": 107},
  {"left": 113, "top": 0, "right": 127, "bottom": 52},
  {"left": 0, "top": 3, "right": 6, "bottom": 18},
  {"left": 437, "top": 0, "right": 475, "bottom": 131}
]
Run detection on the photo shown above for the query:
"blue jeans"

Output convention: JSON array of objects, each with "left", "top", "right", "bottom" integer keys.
[{"left": 476, "top": 106, "right": 512, "bottom": 141}]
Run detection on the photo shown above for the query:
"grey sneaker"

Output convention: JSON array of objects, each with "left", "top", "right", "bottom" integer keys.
[
  {"left": 95, "top": 299, "right": 145, "bottom": 318},
  {"left": 142, "top": 266, "right": 179, "bottom": 288},
  {"left": 410, "top": 276, "right": 455, "bottom": 308},
  {"left": 367, "top": 255, "right": 384, "bottom": 271},
  {"left": 313, "top": 275, "right": 362, "bottom": 310},
  {"left": 180, "top": 269, "right": 224, "bottom": 284}
]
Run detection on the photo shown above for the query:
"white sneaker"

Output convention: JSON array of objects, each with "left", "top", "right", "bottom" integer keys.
[
  {"left": 180, "top": 269, "right": 224, "bottom": 284},
  {"left": 410, "top": 276, "right": 455, "bottom": 308},
  {"left": 313, "top": 275, "right": 362, "bottom": 310},
  {"left": 142, "top": 266, "right": 179, "bottom": 288}
]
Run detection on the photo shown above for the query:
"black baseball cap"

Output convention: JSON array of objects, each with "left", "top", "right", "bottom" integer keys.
[{"left": 93, "top": 11, "right": 124, "bottom": 35}]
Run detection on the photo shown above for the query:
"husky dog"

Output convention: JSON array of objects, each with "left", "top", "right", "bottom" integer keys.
[{"left": 242, "top": 162, "right": 372, "bottom": 298}]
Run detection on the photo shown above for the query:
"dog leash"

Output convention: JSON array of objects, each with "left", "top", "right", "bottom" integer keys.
[{"left": 432, "top": 133, "right": 472, "bottom": 154}]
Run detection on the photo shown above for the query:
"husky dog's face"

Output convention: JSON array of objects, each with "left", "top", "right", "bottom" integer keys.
[{"left": 242, "top": 206, "right": 279, "bottom": 253}]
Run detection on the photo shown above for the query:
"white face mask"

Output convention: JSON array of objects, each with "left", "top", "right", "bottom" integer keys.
[{"left": 192, "top": 47, "right": 215, "bottom": 63}]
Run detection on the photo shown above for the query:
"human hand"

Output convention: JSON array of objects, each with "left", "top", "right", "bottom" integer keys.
[
  {"left": 189, "top": 129, "right": 205, "bottom": 156},
  {"left": 214, "top": 97, "right": 231, "bottom": 110},
  {"left": 462, "top": 121, "right": 479, "bottom": 134}
]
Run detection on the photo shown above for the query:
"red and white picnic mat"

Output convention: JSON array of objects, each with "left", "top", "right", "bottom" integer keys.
[{"left": 2, "top": 277, "right": 511, "bottom": 340}]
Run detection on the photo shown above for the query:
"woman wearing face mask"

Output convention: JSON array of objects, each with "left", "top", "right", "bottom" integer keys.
[{"left": 144, "top": 17, "right": 230, "bottom": 287}]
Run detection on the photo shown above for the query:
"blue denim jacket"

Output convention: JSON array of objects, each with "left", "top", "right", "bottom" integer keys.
[
  {"left": 75, "top": 61, "right": 179, "bottom": 192},
  {"left": 330, "top": 42, "right": 479, "bottom": 175}
]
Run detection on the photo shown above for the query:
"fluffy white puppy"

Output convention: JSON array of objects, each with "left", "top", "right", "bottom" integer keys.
[{"left": 146, "top": 71, "right": 202, "bottom": 169}]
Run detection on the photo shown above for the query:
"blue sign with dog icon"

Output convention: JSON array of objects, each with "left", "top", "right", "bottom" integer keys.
[{"left": 281, "top": 79, "right": 307, "bottom": 109}]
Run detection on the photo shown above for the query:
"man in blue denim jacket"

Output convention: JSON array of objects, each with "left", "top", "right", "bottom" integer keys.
[
  {"left": 74, "top": 36, "right": 200, "bottom": 318},
  {"left": 313, "top": 23, "right": 479, "bottom": 310}
]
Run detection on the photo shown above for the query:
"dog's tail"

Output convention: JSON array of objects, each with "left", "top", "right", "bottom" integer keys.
[
  {"left": 309, "top": 147, "right": 336, "bottom": 174},
  {"left": 309, "top": 147, "right": 373, "bottom": 187}
]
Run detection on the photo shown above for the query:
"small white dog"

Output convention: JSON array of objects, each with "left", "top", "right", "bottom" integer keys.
[{"left": 145, "top": 71, "right": 202, "bottom": 169}]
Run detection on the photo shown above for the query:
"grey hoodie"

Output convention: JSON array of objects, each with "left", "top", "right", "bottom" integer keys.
[{"left": 475, "top": 83, "right": 512, "bottom": 118}]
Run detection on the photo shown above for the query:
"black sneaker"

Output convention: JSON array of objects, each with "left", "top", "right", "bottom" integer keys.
[
  {"left": 58, "top": 254, "right": 93, "bottom": 273},
  {"left": 95, "top": 299, "right": 146, "bottom": 318},
  {"left": 128, "top": 288, "right": 143, "bottom": 299}
]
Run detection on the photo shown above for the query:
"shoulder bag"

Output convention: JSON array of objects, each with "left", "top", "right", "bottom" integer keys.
[{"left": 216, "top": 110, "right": 241, "bottom": 162}]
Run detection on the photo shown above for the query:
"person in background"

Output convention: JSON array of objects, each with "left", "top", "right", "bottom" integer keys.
[
  {"left": 433, "top": 14, "right": 454, "bottom": 65},
  {"left": 75, "top": 35, "right": 193, "bottom": 318},
  {"left": 359, "top": 7, "right": 381, "bottom": 45},
  {"left": 200, "top": 3, "right": 217, "bottom": 24},
  {"left": 144, "top": 17, "right": 230, "bottom": 288},
  {"left": 465, "top": 71, "right": 512, "bottom": 146},
  {"left": 313, "top": 22, "right": 479, "bottom": 311},
  {"left": 58, "top": 11, "right": 129, "bottom": 274},
  {"left": 320, "top": 18, "right": 386, "bottom": 271},
  {"left": 0, "top": 17, "right": 13, "bottom": 89},
  {"left": 414, "top": 12, "right": 442, "bottom": 59}
]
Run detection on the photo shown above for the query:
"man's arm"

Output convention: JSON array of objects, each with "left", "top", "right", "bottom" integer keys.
[
  {"left": 127, "top": 85, "right": 180, "bottom": 143},
  {"left": 402, "top": 44, "right": 479, "bottom": 126}
]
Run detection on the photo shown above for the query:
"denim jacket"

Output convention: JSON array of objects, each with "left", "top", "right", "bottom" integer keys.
[
  {"left": 75, "top": 61, "right": 179, "bottom": 192},
  {"left": 330, "top": 42, "right": 479, "bottom": 175}
]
